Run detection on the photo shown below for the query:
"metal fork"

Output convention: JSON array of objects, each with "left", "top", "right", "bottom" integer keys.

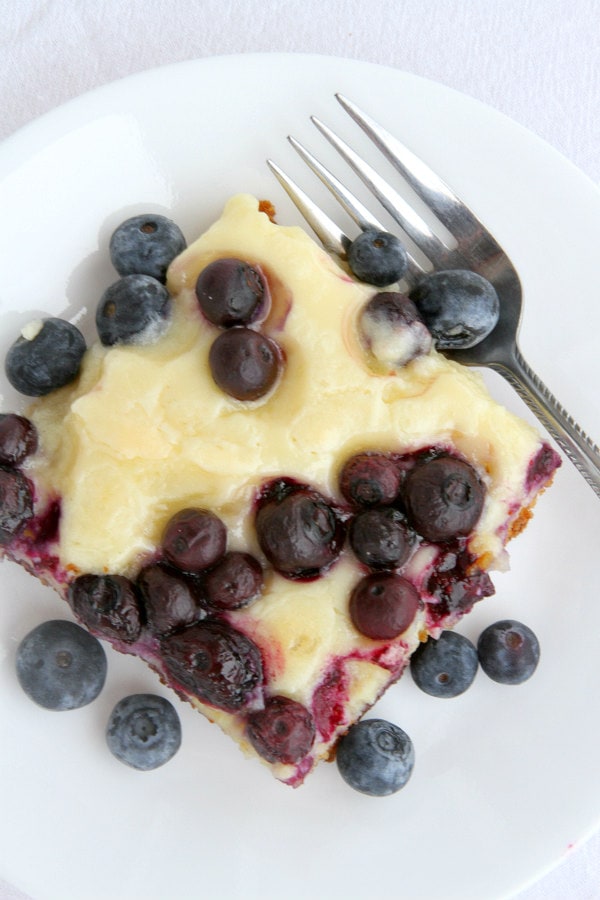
[{"left": 267, "top": 93, "right": 600, "bottom": 499}]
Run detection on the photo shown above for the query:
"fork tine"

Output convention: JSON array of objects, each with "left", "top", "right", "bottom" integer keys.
[
  {"left": 266, "top": 159, "right": 348, "bottom": 257},
  {"left": 335, "top": 93, "right": 495, "bottom": 248},
  {"left": 311, "top": 115, "right": 450, "bottom": 266}
]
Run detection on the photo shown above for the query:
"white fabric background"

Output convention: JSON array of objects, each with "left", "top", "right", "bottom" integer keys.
[{"left": 0, "top": 1, "right": 598, "bottom": 898}]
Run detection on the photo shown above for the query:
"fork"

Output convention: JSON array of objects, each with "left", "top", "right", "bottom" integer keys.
[{"left": 267, "top": 93, "right": 600, "bottom": 499}]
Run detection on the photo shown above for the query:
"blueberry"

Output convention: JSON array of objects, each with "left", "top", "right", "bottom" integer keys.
[
  {"left": 203, "top": 551, "right": 264, "bottom": 610},
  {"left": 0, "top": 414, "right": 38, "bottom": 466},
  {"left": 349, "top": 572, "right": 420, "bottom": 640},
  {"left": 161, "top": 619, "right": 264, "bottom": 711},
  {"left": 403, "top": 454, "right": 485, "bottom": 542},
  {"left": 0, "top": 467, "right": 34, "bottom": 543},
  {"left": 209, "top": 327, "right": 282, "bottom": 401},
  {"left": 255, "top": 480, "right": 345, "bottom": 579},
  {"left": 109, "top": 214, "right": 186, "bottom": 283},
  {"left": 161, "top": 507, "right": 227, "bottom": 574},
  {"left": 410, "top": 630, "right": 478, "bottom": 698},
  {"left": 349, "top": 507, "right": 413, "bottom": 570},
  {"left": 336, "top": 718, "right": 414, "bottom": 796},
  {"left": 477, "top": 619, "right": 540, "bottom": 684},
  {"left": 246, "top": 695, "right": 316, "bottom": 764},
  {"left": 106, "top": 694, "right": 182, "bottom": 770},
  {"left": 347, "top": 230, "right": 408, "bottom": 286},
  {"left": 410, "top": 269, "right": 499, "bottom": 349},
  {"left": 338, "top": 451, "right": 403, "bottom": 508},
  {"left": 196, "top": 258, "right": 268, "bottom": 326},
  {"left": 358, "top": 291, "right": 432, "bottom": 369},
  {"left": 137, "top": 562, "right": 207, "bottom": 635},
  {"left": 96, "top": 274, "right": 172, "bottom": 346},
  {"left": 16, "top": 619, "right": 107, "bottom": 710},
  {"left": 5, "top": 318, "right": 86, "bottom": 396},
  {"left": 69, "top": 573, "right": 143, "bottom": 644}
]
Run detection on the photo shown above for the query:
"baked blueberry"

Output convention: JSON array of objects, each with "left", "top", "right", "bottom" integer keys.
[
  {"left": 137, "top": 562, "right": 207, "bottom": 635},
  {"left": 109, "top": 214, "right": 186, "bottom": 283},
  {"left": 69, "top": 573, "right": 142, "bottom": 644},
  {"left": 161, "top": 619, "right": 263, "bottom": 712},
  {"left": 347, "top": 230, "right": 408, "bottom": 286},
  {"left": 106, "top": 693, "right": 182, "bottom": 770},
  {"left": 255, "top": 480, "right": 345, "bottom": 579},
  {"left": 0, "top": 467, "right": 34, "bottom": 543},
  {"left": 410, "top": 269, "right": 499, "bottom": 349},
  {"left": 339, "top": 451, "right": 403, "bottom": 508},
  {"left": 5, "top": 318, "right": 86, "bottom": 396},
  {"left": 203, "top": 551, "right": 264, "bottom": 610},
  {"left": 403, "top": 454, "right": 485, "bottom": 542},
  {"left": 246, "top": 695, "right": 316, "bottom": 764},
  {"left": 349, "top": 507, "right": 413, "bottom": 570},
  {"left": 410, "top": 630, "right": 478, "bottom": 698},
  {"left": 209, "top": 327, "right": 281, "bottom": 401},
  {"left": 196, "top": 258, "right": 268, "bottom": 326},
  {"left": 336, "top": 718, "right": 414, "bottom": 796},
  {"left": 477, "top": 619, "right": 540, "bottom": 684},
  {"left": 96, "top": 274, "right": 172, "bottom": 346},
  {"left": 358, "top": 291, "right": 432, "bottom": 368},
  {"left": 0, "top": 414, "right": 38, "bottom": 466},
  {"left": 349, "top": 572, "right": 419, "bottom": 640},
  {"left": 16, "top": 619, "right": 107, "bottom": 710},
  {"left": 161, "top": 507, "right": 227, "bottom": 574}
]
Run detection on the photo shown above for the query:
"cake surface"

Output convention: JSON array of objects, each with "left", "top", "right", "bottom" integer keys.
[{"left": 0, "top": 194, "right": 560, "bottom": 785}]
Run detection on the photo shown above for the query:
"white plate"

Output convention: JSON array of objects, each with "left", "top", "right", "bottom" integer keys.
[{"left": 1, "top": 54, "right": 599, "bottom": 900}]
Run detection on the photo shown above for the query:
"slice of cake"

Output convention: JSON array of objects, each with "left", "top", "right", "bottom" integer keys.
[{"left": 0, "top": 194, "right": 560, "bottom": 786}]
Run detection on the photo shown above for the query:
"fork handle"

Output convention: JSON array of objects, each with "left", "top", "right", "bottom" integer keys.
[{"left": 493, "top": 347, "right": 600, "bottom": 499}]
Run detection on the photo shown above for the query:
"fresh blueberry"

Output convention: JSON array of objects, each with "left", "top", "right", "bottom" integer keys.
[
  {"left": 349, "top": 507, "right": 413, "bottom": 570},
  {"left": 109, "top": 214, "right": 186, "bottom": 283},
  {"left": 339, "top": 451, "right": 403, "bottom": 508},
  {"left": 347, "top": 230, "right": 408, "bottom": 286},
  {"left": 246, "top": 695, "right": 316, "bottom": 764},
  {"left": 336, "top": 718, "right": 414, "bottom": 796},
  {"left": 5, "top": 318, "right": 86, "bottom": 396},
  {"left": 0, "top": 467, "right": 34, "bottom": 543},
  {"left": 358, "top": 291, "right": 432, "bottom": 369},
  {"left": 0, "top": 414, "right": 38, "bottom": 466},
  {"left": 15, "top": 619, "right": 107, "bottom": 710},
  {"left": 209, "top": 327, "right": 282, "bottom": 401},
  {"left": 106, "top": 693, "right": 182, "bottom": 770},
  {"left": 96, "top": 274, "right": 172, "bottom": 346},
  {"left": 410, "top": 269, "right": 499, "bottom": 349},
  {"left": 69, "top": 573, "right": 143, "bottom": 644},
  {"left": 255, "top": 479, "right": 345, "bottom": 579},
  {"left": 137, "top": 562, "right": 207, "bottom": 635},
  {"left": 403, "top": 454, "right": 485, "bottom": 542},
  {"left": 203, "top": 551, "right": 264, "bottom": 610},
  {"left": 161, "top": 619, "right": 264, "bottom": 711},
  {"left": 349, "top": 572, "right": 420, "bottom": 640},
  {"left": 196, "top": 258, "right": 268, "bottom": 326},
  {"left": 477, "top": 619, "right": 540, "bottom": 684},
  {"left": 410, "top": 630, "right": 478, "bottom": 698},
  {"left": 161, "top": 507, "right": 227, "bottom": 573}
]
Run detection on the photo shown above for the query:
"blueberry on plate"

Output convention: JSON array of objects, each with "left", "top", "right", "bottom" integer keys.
[
  {"left": 477, "top": 619, "right": 540, "bottom": 685},
  {"left": 16, "top": 619, "right": 107, "bottom": 710},
  {"left": 96, "top": 274, "right": 172, "bottom": 346},
  {"left": 109, "top": 214, "right": 186, "bottom": 283},
  {"left": 106, "top": 694, "right": 182, "bottom": 770},
  {"left": 409, "top": 269, "right": 499, "bottom": 349},
  {"left": 347, "top": 229, "right": 408, "bottom": 286},
  {"left": 410, "top": 630, "right": 478, "bottom": 698},
  {"left": 336, "top": 718, "right": 414, "bottom": 796},
  {"left": 5, "top": 318, "right": 86, "bottom": 397}
]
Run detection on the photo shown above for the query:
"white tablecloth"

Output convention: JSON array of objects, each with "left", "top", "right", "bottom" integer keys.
[{"left": 1, "top": 2, "right": 598, "bottom": 898}]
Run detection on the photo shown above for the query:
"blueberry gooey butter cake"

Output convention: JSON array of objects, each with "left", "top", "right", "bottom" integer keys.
[{"left": 0, "top": 195, "right": 560, "bottom": 786}]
